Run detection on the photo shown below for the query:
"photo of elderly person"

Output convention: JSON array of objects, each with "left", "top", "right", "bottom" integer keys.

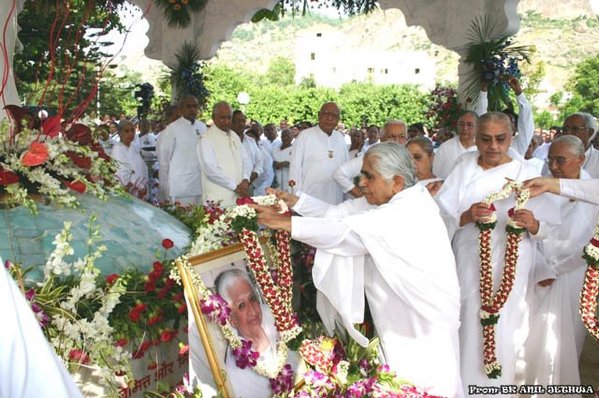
[{"left": 217, "top": 269, "right": 299, "bottom": 398}]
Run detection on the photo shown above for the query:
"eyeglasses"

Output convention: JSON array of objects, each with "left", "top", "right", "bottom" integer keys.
[
  {"left": 562, "top": 125, "right": 589, "bottom": 134},
  {"left": 545, "top": 156, "right": 571, "bottom": 166},
  {"left": 457, "top": 122, "right": 475, "bottom": 129}
]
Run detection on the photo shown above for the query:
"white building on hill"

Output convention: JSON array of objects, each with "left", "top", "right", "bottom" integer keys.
[{"left": 294, "top": 30, "right": 435, "bottom": 90}]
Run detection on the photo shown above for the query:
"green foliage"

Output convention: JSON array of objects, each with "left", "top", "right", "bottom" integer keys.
[
  {"left": 338, "top": 83, "right": 429, "bottom": 126},
  {"left": 203, "top": 62, "right": 428, "bottom": 126},
  {"left": 14, "top": 0, "right": 126, "bottom": 117},
  {"left": 97, "top": 68, "right": 143, "bottom": 118},
  {"left": 522, "top": 61, "right": 546, "bottom": 102},
  {"left": 564, "top": 54, "right": 599, "bottom": 116},
  {"left": 262, "top": 57, "right": 296, "bottom": 87},
  {"left": 533, "top": 109, "right": 557, "bottom": 129}
]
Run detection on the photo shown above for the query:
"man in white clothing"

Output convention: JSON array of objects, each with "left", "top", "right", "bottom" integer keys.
[
  {"left": 289, "top": 102, "right": 349, "bottom": 204},
  {"left": 232, "top": 110, "right": 262, "bottom": 186},
  {"left": 333, "top": 120, "right": 408, "bottom": 198},
  {"left": 524, "top": 176, "right": 599, "bottom": 205},
  {"left": 436, "top": 112, "right": 558, "bottom": 393},
  {"left": 561, "top": 112, "right": 599, "bottom": 177},
  {"left": 524, "top": 135, "right": 598, "bottom": 388},
  {"left": 197, "top": 102, "right": 250, "bottom": 207},
  {"left": 1, "top": 257, "right": 83, "bottom": 398},
  {"left": 246, "top": 127, "right": 274, "bottom": 196},
  {"left": 255, "top": 142, "right": 463, "bottom": 397},
  {"left": 432, "top": 111, "right": 478, "bottom": 179},
  {"left": 157, "top": 95, "right": 206, "bottom": 204}
]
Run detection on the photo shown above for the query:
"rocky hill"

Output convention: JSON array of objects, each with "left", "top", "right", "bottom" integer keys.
[{"left": 210, "top": 1, "right": 599, "bottom": 106}]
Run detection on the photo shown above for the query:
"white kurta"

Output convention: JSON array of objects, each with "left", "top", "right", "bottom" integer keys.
[
  {"left": 0, "top": 258, "right": 83, "bottom": 398},
  {"left": 432, "top": 136, "right": 476, "bottom": 179},
  {"left": 524, "top": 171, "right": 598, "bottom": 392},
  {"left": 251, "top": 144, "right": 274, "bottom": 196},
  {"left": 289, "top": 125, "right": 349, "bottom": 204},
  {"left": 582, "top": 146, "right": 599, "bottom": 177},
  {"left": 272, "top": 144, "right": 292, "bottom": 192},
  {"left": 436, "top": 152, "right": 559, "bottom": 393},
  {"left": 243, "top": 133, "right": 263, "bottom": 178},
  {"left": 560, "top": 178, "right": 599, "bottom": 205},
  {"left": 157, "top": 117, "right": 206, "bottom": 201},
  {"left": 197, "top": 126, "right": 245, "bottom": 208},
  {"left": 111, "top": 141, "right": 148, "bottom": 195},
  {"left": 540, "top": 146, "right": 599, "bottom": 178},
  {"left": 332, "top": 156, "right": 362, "bottom": 194},
  {"left": 292, "top": 185, "right": 463, "bottom": 397}
]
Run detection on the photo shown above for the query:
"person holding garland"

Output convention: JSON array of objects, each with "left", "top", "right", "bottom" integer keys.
[
  {"left": 523, "top": 135, "right": 599, "bottom": 388},
  {"left": 436, "top": 112, "right": 559, "bottom": 393},
  {"left": 254, "top": 142, "right": 463, "bottom": 397}
]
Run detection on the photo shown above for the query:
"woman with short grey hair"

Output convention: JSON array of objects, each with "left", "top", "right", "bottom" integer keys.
[{"left": 365, "top": 141, "right": 416, "bottom": 188}]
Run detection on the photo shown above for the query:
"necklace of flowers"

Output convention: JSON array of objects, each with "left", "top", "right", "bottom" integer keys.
[
  {"left": 172, "top": 256, "right": 291, "bottom": 380},
  {"left": 232, "top": 196, "right": 303, "bottom": 342},
  {"left": 581, "top": 220, "right": 599, "bottom": 342},
  {"left": 476, "top": 180, "right": 530, "bottom": 379}
]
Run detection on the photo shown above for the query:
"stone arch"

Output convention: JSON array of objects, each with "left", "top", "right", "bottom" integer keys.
[{"left": 127, "top": 0, "right": 280, "bottom": 68}]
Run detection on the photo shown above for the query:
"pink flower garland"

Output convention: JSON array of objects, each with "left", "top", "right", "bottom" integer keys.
[
  {"left": 239, "top": 228, "right": 302, "bottom": 342},
  {"left": 580, "top": 225, "right": 599, "bottom": 342}
]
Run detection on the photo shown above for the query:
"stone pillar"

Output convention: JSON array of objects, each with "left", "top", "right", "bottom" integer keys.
[
  {"left": 379, "top": 0, "right": 521, "bottom": 107},
  {"left": 0, "top": 0, "right": 25, "bottom": 120}
]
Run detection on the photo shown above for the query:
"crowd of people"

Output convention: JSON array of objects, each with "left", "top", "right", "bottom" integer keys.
[{"left": 86, "top": 80, "right": 599, "bottom": 397}]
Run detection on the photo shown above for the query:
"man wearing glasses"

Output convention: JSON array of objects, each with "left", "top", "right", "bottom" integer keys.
[
  {"left": 289, "top": 102, "right": 349, "bottom": 204},
  {"left": 541, "top": 112, "right": 599, "bottom": 177}
]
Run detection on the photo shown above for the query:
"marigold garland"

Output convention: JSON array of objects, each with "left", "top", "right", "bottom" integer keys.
[
  {"left": 476, "top": 180, "right": 530, "bottom": 379},
  {"left": 580, "top": 222, "right": 599, "bottom": 342}
]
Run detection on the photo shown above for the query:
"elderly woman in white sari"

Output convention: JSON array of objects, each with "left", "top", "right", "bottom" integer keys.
[
  {"left": 436, "top": 112, "right": 559, "bottom": 394},
  {"left": 111, "top": 120, "right": 148, "bottom": 199},
  {"left": 253, "top": 142, "right": 463, "bottom": 397},
  {"left": 523, "top": 135, "right": 599, "bottom": 389}
]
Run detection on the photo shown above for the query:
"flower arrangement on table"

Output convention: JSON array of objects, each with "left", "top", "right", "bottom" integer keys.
[
  {"left": 426, "top": 86, "right": 462, "bottom": 130},
  {"left": 6, "top": 216, "right": 186, "bottom": 396},
  {"left": 0, "top": 108, "right": 124, "bottom": 214},
  {"left": 463, "top": 15, "right": 534, "bottom": 112},
  {"left": 581, "top": 221, "right": 599, "bottom": 342},
  {"left": 475, "top": 180, "right": 530, "bottom": 378}
]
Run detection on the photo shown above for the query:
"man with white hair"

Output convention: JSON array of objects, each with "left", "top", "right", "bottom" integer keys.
[
  {"left": 524, "top": 135, "right": 598, "bottom": 388},
  {"left": 561, "top": 112, "right": 599, "bottom": 177},
  {"left": 255, "top": 142, "right": 462, "bottom": 397},
  {"left": 288, "top": 102, "right": 348, "bottom": 204},
  {"left": 197, "top": 102, "right": 251, "bottom": 207},
  {"left": 332, "top": 120, "right": 408, "bottom": 198},
  {"left": 157, "top": 95, "right": 206, "bottom": 204}
]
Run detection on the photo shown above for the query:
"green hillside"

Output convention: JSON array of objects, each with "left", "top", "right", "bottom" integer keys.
[{"left": 210, "top": 7, "right": 599, "bottom": 106}]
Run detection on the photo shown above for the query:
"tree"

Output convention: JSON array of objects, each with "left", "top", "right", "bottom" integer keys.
[
  {"left": 262, "top": 57, "right": 296, "bottom": 87},
  {"left": 563, "top": 54, "right": 599, "bottom": 117},
  {"left": 14, "top": 0, "right": 126, "bottom": 119}
]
